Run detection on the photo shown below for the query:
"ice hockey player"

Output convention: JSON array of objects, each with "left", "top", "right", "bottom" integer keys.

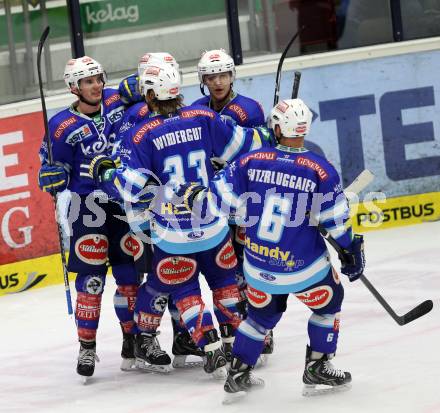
[
  {"left": 175, "top": 98, "right": 365, "bottom": 403},
  {"left": 114, "top": 52, "right": 206, "bottom": 369},
  {"left": 89, "top": 61, "right": 272, "bottom": 378},
  {"left": 195, "top": 48, "right": 274, "bottom": 362},
  {"left": 37, "top": 56, "right": 141, "bottom": 381},
  {"left": 118, "top": 52, "right": 179, "bottom": 106}
]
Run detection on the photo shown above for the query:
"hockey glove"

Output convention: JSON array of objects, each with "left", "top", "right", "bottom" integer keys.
[
  {"left": 88, "top": 155, "right": 116, "bottom": 185},
  {"left": 118, "top": 74, "right": 143, "bottom": 106},
  {"left": 340, "top": 234, "right": 365, "bottom": 282},
  {"left": 210, "top": 156, "right": 227, "bottom": 171},
  {"left": 256, "top": 126, "right": 276, "bottom": 146},
  {"left": 173, "top": 182, "right": 206, "bottom": 210},
  {"left": 38, "top": 164, "right": 69, "bottom": 193},
  {"left": 131, "top": 181, "right": 160, "bottom": 210}
]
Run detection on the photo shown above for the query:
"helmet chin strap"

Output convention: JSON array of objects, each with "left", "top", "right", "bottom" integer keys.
[{"left": 200, "top": 83, "right": 206, "bottom": 96}]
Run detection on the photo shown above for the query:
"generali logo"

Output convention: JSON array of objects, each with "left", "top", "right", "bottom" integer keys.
[{"left": 85, "top": 3, "right": 139, "bottom": 25}]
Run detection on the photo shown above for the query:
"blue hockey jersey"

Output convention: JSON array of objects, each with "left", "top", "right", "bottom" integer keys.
[
  {"left": 192, "top": 93, "right": 265, "bottom": 128},
  {"left": 202, "top": 145, "right": 353, "bottom": 294},
  {"left": 39, "top": 88, "right": 125, "bottom": 195},
  {"left": 113, "top": 101, "right": 151, "bottom": 166},
  {"left": 103, "top": 104, "right": 270, "bottom": 254}
]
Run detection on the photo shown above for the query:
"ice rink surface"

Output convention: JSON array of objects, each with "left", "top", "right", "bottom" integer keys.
[{"left": 1, "top": 221, "right": 439, "bottom": 413}]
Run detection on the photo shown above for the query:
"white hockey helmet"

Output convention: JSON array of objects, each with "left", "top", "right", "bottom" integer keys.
[
  {"left": 63, "top": 56, "right": 106, "bottom": 89},
  {"left": 138, "top": 62, "right": 181, "bottom": 100},
  {"left": 269, "top": 98, "right": 312, "bottom": 138},
  {"left": 197, "top": 49, "right": 235, "bottom": 83},
  {"left": 137, "top": 52, "right": 179, "bottom": 77}
]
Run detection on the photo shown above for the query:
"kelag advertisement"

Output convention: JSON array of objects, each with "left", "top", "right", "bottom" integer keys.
[{"left": 1, "top": 48, "right": 439, "bottom": 295}]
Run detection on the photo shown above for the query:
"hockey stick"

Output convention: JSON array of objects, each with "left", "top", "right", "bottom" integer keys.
[
  {"left": 37, "top": 26, "right": 73, "bottom": 315},
  {"left": 314, "top": 170, "right": 433, "bottom": 326},
  {"left": 291, "top": 71, "right": 301, "bottom": 99},
  {"left": 318, "top": 226, "right": 433, "bottom": 326},
  {"left": 273, "top": 26, "right": 305, "bottom": 106}
]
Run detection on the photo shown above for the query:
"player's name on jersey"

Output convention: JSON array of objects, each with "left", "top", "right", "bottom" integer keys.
[
  {"left": 247, "top": 168, "right": 317, "bottom": 192},
  {"left": 244, "top": 236, "right": 291, "bottom": 261},
  {"left": 152, "top": 127, "right": 203, "bottom": 150}
]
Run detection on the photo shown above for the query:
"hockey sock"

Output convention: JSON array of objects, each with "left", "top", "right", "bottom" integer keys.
[
  {"left": 114, "top": 284, "right": 138, "bottom": 334},
  {"left": 213, "top": 285, "right": 242, "bottom": 329},
  {"left": 307, "top": 312, "right": 340, "bottom": 354},
  {"left": 134, "top": 283, "right": 168, "bottom": 333},
  {"left": 75, "top": 274, "right": 105, "bottom": 342},
  {"left": 76, "top": 292, "right": 103, "bottom": 342},
  {"left": 168, "top": 298, "right": 187, "bottom": 335},
  {"left": 232, "top": 317, "right": 267, "bottom": 366},
  {"left": 175, "top": 295, "right": 215, "bottom": 348}
]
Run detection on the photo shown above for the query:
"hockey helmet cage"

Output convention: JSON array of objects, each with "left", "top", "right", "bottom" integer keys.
[
  {"left": 63, "top": 56, "right": 106, "bottom": 89},
  {"left": 138, "top": 52, "right": 179, "bottom": 77},
  {"left": 270, "top": 98, "right": 312, "bottom": 138},
  {"left": 197, "top": 49, "right": 235, "bottom": 83},
  {"left": 139, "top": 62, "right": 181, "bottom": 100}
]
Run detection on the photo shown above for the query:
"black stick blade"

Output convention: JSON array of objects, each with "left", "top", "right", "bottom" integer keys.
[{"left": 401, "top": 300, "right": 433, "bottom": 325}]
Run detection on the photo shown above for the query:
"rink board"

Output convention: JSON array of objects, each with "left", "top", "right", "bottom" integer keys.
[
  {"left": 0, "top": 253, "right": 67, "bottom": 296},
  {"left": 351, "top": 191, "right": 440, "bottom": 232},
  {"left": 1, "top": 191, "right": 438, "bottom": 295}
]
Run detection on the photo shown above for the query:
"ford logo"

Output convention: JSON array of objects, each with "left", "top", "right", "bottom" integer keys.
[
  {"left": 259, "top": 272, "right": 276, "bottom": 282},
  {"left": 188, "top": 231, "right": 204, "bottom": 239}
]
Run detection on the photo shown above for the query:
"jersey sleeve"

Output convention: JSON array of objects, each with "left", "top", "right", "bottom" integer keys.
[
  {"left": 39, "top": 118, "right": 74, "bottom": 173},
  {"left": 244, "top": 101, "right": 265, "bottom": 128},
  {"left": 209, "top": 115, "right": 271, "bottom": 163},
  {"left": 107, "top": 128, "right": 154, "bottom": 204},
  {"left": 315, "top": 167, "right": 353, "bottom": 249}
]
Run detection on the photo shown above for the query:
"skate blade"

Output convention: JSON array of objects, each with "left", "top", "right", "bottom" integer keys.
[
  {"left": 80, "top": 375, "right": 92, "bottom": 385},
  {"left": 255, "top": 354, "right": 269, "bottom": 368},
  {"left": 222, "top": 390, "right": 247, "bottom": 405},
  {"left": 172, "top": 355, "right": 204, "bottom": 369},
  {"left": 212, "top": 366, "right": 227, "bottom": 380},
  {"left": 135, "top": 359, "right": 172, "bottom": 374},
  {"left": 120, "top": 358, "right": 136, "bottom": 371},
  {"left": 302, "top": 383, "right": 352, "bottom": 397}
]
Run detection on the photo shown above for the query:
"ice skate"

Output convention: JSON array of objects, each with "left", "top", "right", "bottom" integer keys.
[
  {"left": 172, "top": 331, "right": 204, "bottom": 368},
  {"left": 135, "top": 332, "right": 172, "bottom": 374},
  {"left": 203, "top": 329, "right": 227, "bottom": 380},
  {"left": 219, "top": 323, "right": 234, "bottom": 363},
  {"left": 120, "top": 328, "right": 136, "bottom": 371},
  {"left": 223, "top": 357, "right": 265, "bottom": 404},
  {"left": 77, "top": 341, "right": 99, "bottom": 384},
  {"left": 302, "top": 345, "right": 352, "bottom": 396},
  {"left": 256, "top": 330, "right": 274, "bottom": 367}
]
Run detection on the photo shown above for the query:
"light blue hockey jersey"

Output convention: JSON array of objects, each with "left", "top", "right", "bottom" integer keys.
[
  {"left": 201, "top": 145, "right": 353, "bottom": 294},
  {"left": 102, "top": 104, "right": 272, "bottom": 253}
]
